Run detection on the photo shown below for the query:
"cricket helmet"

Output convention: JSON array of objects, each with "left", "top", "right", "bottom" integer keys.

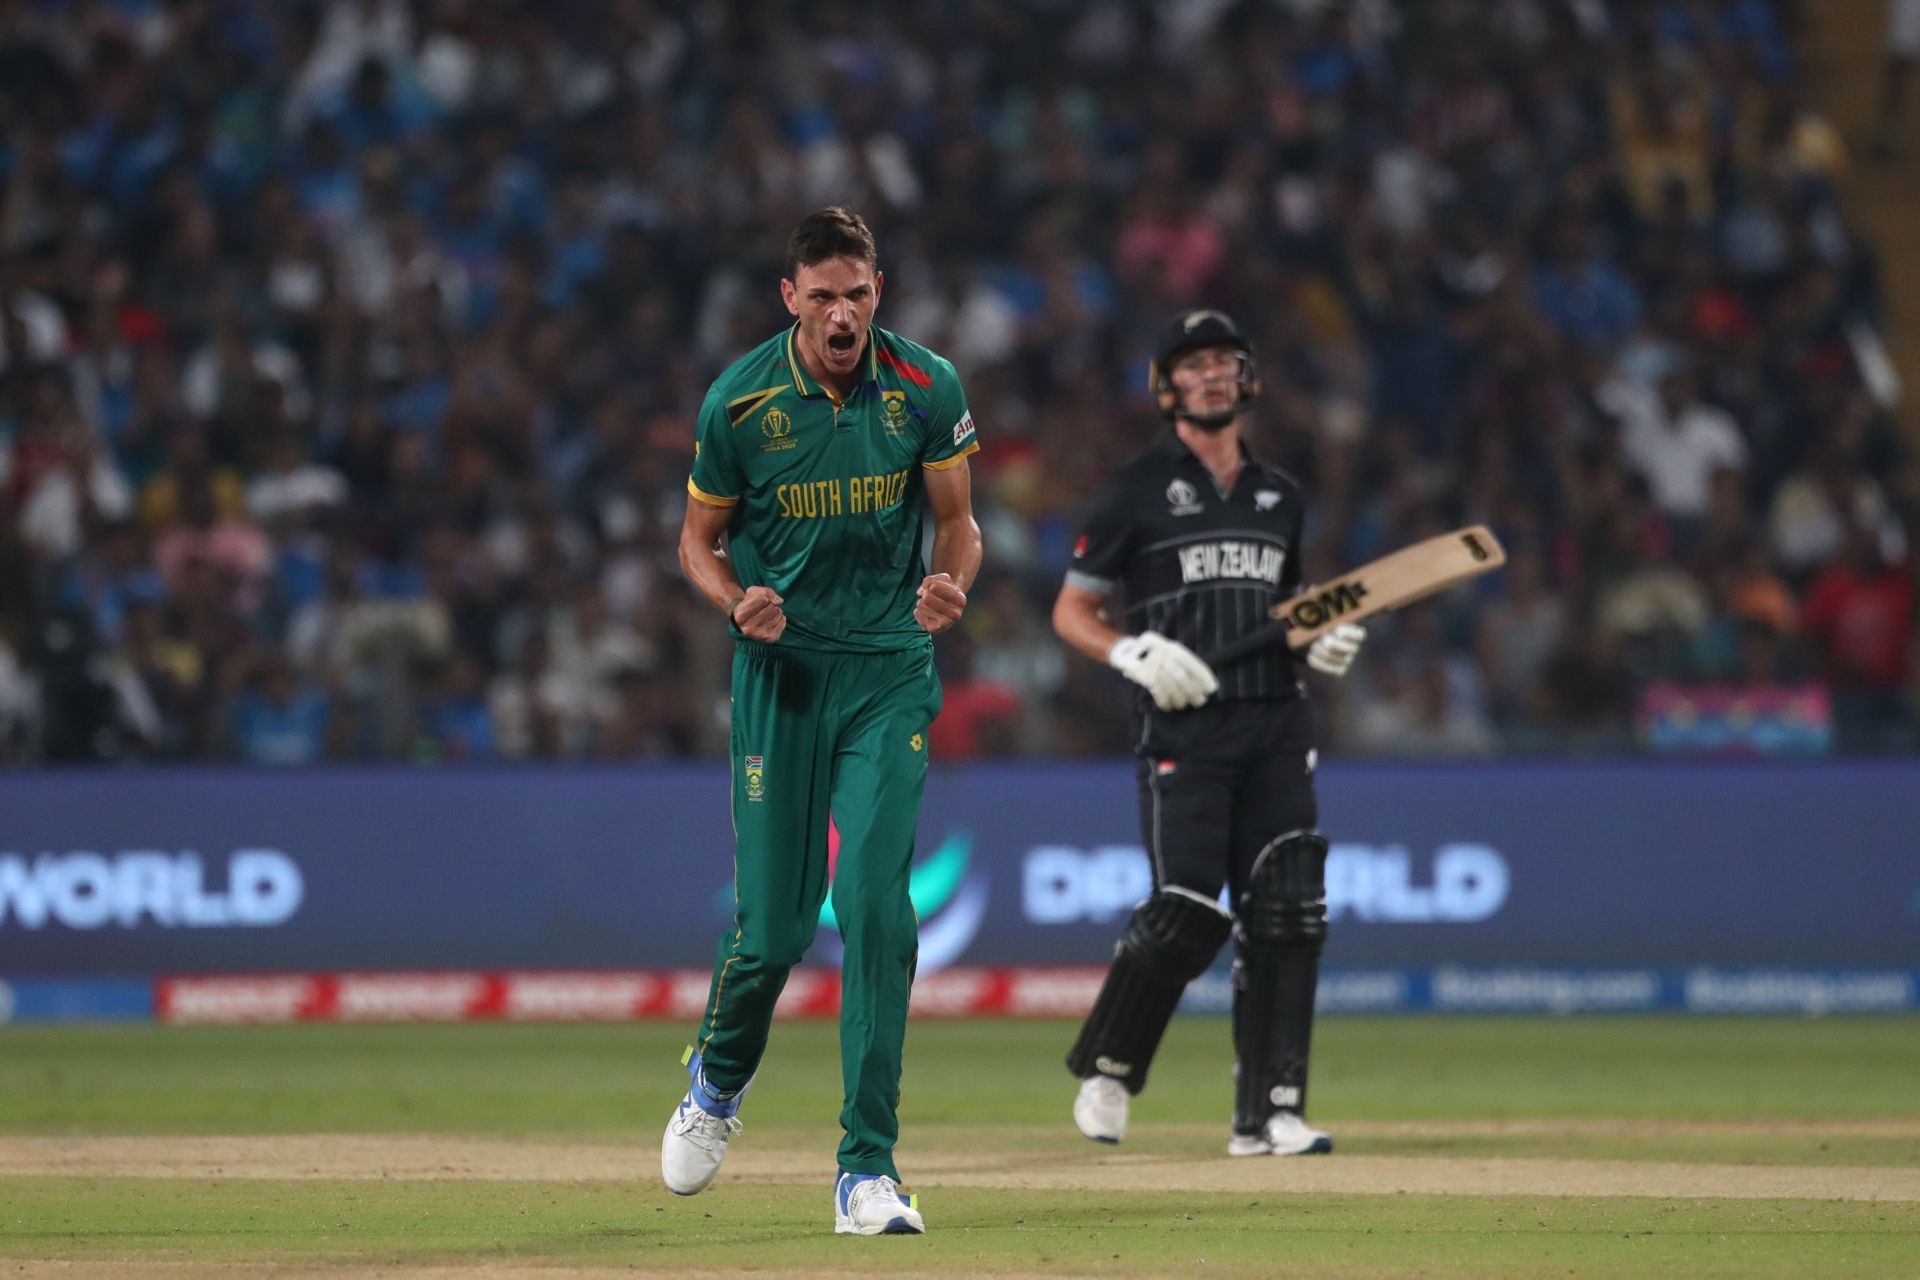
[{"left": 1149, "top": 308, "right": 1259, "bottom": 427}]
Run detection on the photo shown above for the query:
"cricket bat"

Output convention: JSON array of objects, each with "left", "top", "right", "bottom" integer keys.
[{"left": 1203, "top": 525, "right": 1506, "bottom": 667}]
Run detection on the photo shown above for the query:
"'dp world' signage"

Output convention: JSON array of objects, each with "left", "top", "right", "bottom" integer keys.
[{"left": 1, "top": 761, "right": 1914, "bottom": 975}]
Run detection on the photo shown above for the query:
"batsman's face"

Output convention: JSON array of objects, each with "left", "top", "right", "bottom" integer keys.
[
  {"left": 1170, "top": 345, "right": 1245, "bottom": 418},
  {"left": 782, "top": 256, "right": 883, "bottom": 381}
]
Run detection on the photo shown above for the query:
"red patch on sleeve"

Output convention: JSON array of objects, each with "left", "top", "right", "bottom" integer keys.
[{"left": 878, "top": 349, "right": 933, "bottom": 388}]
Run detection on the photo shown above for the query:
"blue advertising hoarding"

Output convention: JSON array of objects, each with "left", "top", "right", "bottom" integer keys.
[{"left": 3, "top": 761, "right": 1917, "bottom": 994}]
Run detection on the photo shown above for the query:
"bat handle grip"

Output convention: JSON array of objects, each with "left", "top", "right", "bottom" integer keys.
[{"left": 1201, "top": 620, "right": 1293, "bottom": 669}]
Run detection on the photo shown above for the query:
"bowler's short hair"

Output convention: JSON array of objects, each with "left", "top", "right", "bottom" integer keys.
[{"left": 785, "top": 207, "right": 877, "bottom": 279}]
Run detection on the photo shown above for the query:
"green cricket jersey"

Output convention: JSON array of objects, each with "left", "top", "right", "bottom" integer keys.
[{"left": 688, "top": 322, "right": 979, "bottom": 653}]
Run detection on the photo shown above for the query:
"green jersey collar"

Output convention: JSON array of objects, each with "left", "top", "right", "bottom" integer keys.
[{"left": 784, "top": 322, "right": 880, "bottom": 399}]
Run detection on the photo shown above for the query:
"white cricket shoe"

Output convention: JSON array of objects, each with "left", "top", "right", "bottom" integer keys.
[
  {"left": 1073, "top": 1075, "right": 1129, "bottom": 1144},
  {"left": 833, "top": 1172, "right": 925, "bottom": 1235},
  {"left": 660, "top": 1049, "right": 748, "bottom": 1195},
  {"left": 1227, "top": 1111, "right": 1333, "bottom": 1157}
]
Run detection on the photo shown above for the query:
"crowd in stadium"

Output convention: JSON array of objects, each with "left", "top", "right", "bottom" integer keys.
[{"left": 0, "top": 0, "right": 1914, "bottom": 764}]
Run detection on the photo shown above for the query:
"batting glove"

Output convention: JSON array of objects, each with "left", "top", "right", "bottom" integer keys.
[
  {"left": 1305, "top": 623, "right": 1366, "bottom": 677},
  {"left": 1108, "top": 631, "right": 1219, "bottom": 711}
]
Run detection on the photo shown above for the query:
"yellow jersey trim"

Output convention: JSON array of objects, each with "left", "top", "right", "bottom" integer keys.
[
  {"left": 783, "top": 326, "right": 813, "bottom": 396},
  {"left": 687, "top": 477, "right": 740, "bottom": 507},
  {"left": 921, "top": 439, "right": 979, "bottom": 471},
  {"left": 725, "top": 385, "right": 788, "bottom": 427}
]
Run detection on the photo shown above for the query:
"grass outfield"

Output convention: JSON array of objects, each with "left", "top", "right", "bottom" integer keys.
[{"left": 1, "top": 1016, "right": 1917, "bottom": 1277}]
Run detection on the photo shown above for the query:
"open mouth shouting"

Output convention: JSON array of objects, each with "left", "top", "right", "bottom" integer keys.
[{"left": 824, "top": 330, "right": 860, "bottom": 367}]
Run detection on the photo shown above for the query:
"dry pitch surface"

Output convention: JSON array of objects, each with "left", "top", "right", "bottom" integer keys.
[
  {"left": 3, "top": 1120, "right": 1920, "bottom": 1280},
  {"left": 4, "top": 1121, "right": 1920, "bottom": 1199}
]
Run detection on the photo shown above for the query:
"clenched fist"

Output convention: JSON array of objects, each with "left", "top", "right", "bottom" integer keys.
[
  {"left": 729, "top": 586, "right": 787, "bottom": 643},
  {"left": 915, "top": 573, "right": 967, "bottom": 635}
]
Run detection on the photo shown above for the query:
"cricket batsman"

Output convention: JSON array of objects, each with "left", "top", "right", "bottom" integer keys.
[{"left": 1053, "top": 308, "right": 1365, "bottom": 1156}]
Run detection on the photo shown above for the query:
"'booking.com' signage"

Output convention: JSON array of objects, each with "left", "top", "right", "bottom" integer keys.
[{"left": 1, "top": 761, "right": 1916, "bottom": 975}]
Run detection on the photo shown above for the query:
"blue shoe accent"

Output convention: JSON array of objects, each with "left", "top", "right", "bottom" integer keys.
[
  {"left": 835, "top": 1172, "right": 921, "bottom": 1234},
  {"left": 683, "top": 1049, "right": 744, "bottom": 1119},
  {"left": 834, "top": 1171, "right": 859, "bottom": 1215},
  {"left": 835, "top": 1172, "right": 894, "bottom": 1214}
]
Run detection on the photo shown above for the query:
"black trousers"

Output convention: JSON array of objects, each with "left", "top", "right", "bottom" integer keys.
[{"left": 1133, "top": 696, "right": 1318, "bottom": 906}]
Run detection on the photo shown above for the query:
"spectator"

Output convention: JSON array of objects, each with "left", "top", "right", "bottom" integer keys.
[
  {"left": 180, "top": 300, "right": 310, "bottom": 425},
  {"left": 412, "top": 651, "right": 497, "bottom": 762},
  {"left": 248, "top": 427, "right": 348, "bottom": 526},
  {"left": 0, "top": 0, "right": 1907, "bottom": 763},
  {"left": 544, "top": 582, "right": 654, "bottom": 755},
  {"left": 969, "top": 577, "right": 1067, "bottom": 718},
  {"left": 118, "top": 596, "right": 207, "bottom": 759},
  {"left": 1872, "top": 0, "right": 1920, "bottom": 162},
  {"left": 229, "top": 653, "right": 337, "bottom": 765},
  {"left": 1348, "top": 659, "right": 1499, "bottom": 758},
  {"left": 927, "top": 631, "right": 1023, "bottom": 762},
  {"left": 1473, "top": 546, "right": 1567, "bottom": 727},
  {"left": 489, "top": 630, "right": 565, "bottom": 761},
  {"left": 6, "top": 375, "right": 134, "bottom": 563},
  {"left": 1530, "top": 215, "right": 1643, "bottom": 353},
  {"left": 153, "top": 472, "right": 273, "bottom": 614},
  {"left": 1528, "top": 631, "right": 1638, "bottom": 753},
  {"left": 1610, "top": 363, "right": 1748, "bottom": 535},
  {"left": 1800, "top": 522, "right": 1915, "bottom": 753},
  {"left": 1769, "top": 417, "right": 1907, "bottom": 578}
]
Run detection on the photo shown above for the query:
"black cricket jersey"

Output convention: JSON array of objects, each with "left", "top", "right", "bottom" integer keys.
[{"left": 1065, "top": 431, "right": 1307, "bottom": 706}]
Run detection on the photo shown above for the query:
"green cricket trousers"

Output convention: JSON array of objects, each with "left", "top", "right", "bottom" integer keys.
[{"left": 695, "top": 639, "right": 941, "bottom": 1179}]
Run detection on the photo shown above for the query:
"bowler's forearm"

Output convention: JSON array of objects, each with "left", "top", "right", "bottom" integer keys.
[
  {"left": 679, "top": 530, "right": 747, "bottom": 616},
  {"left": 929, "top": 516, "right": 982, "bottom": 591}
]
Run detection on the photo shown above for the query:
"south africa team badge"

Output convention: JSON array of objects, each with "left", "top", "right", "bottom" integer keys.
[
  {"left": 881, "top": 389, "right": 910, "bottom": 433},
  {"left": 744, "top": 755, "right": 765, "bottom": 802}
]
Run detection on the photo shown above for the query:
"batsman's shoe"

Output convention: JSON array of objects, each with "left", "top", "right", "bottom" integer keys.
[
  {"left": 1227, "top": 1111, "right": 1333, "bottom": 1157},
  {"left": 1073, "top": 1075, "right": 1129, "bottom": 1144},
  {"left": 833, "top": 1172, "right": 924, "bottom": 1235},
  {"left": 661, "top": 1048, "right": 749, "bottom": 1195}
]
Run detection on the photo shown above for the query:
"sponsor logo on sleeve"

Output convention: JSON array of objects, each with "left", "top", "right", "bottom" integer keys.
[{"left": 954, "top": 412, "right": 975, "bottom": 447}]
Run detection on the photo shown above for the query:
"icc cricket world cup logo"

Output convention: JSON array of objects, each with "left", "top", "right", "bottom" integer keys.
[{"left": 760, "top": 408, "right": 796, "bottom": 452}]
